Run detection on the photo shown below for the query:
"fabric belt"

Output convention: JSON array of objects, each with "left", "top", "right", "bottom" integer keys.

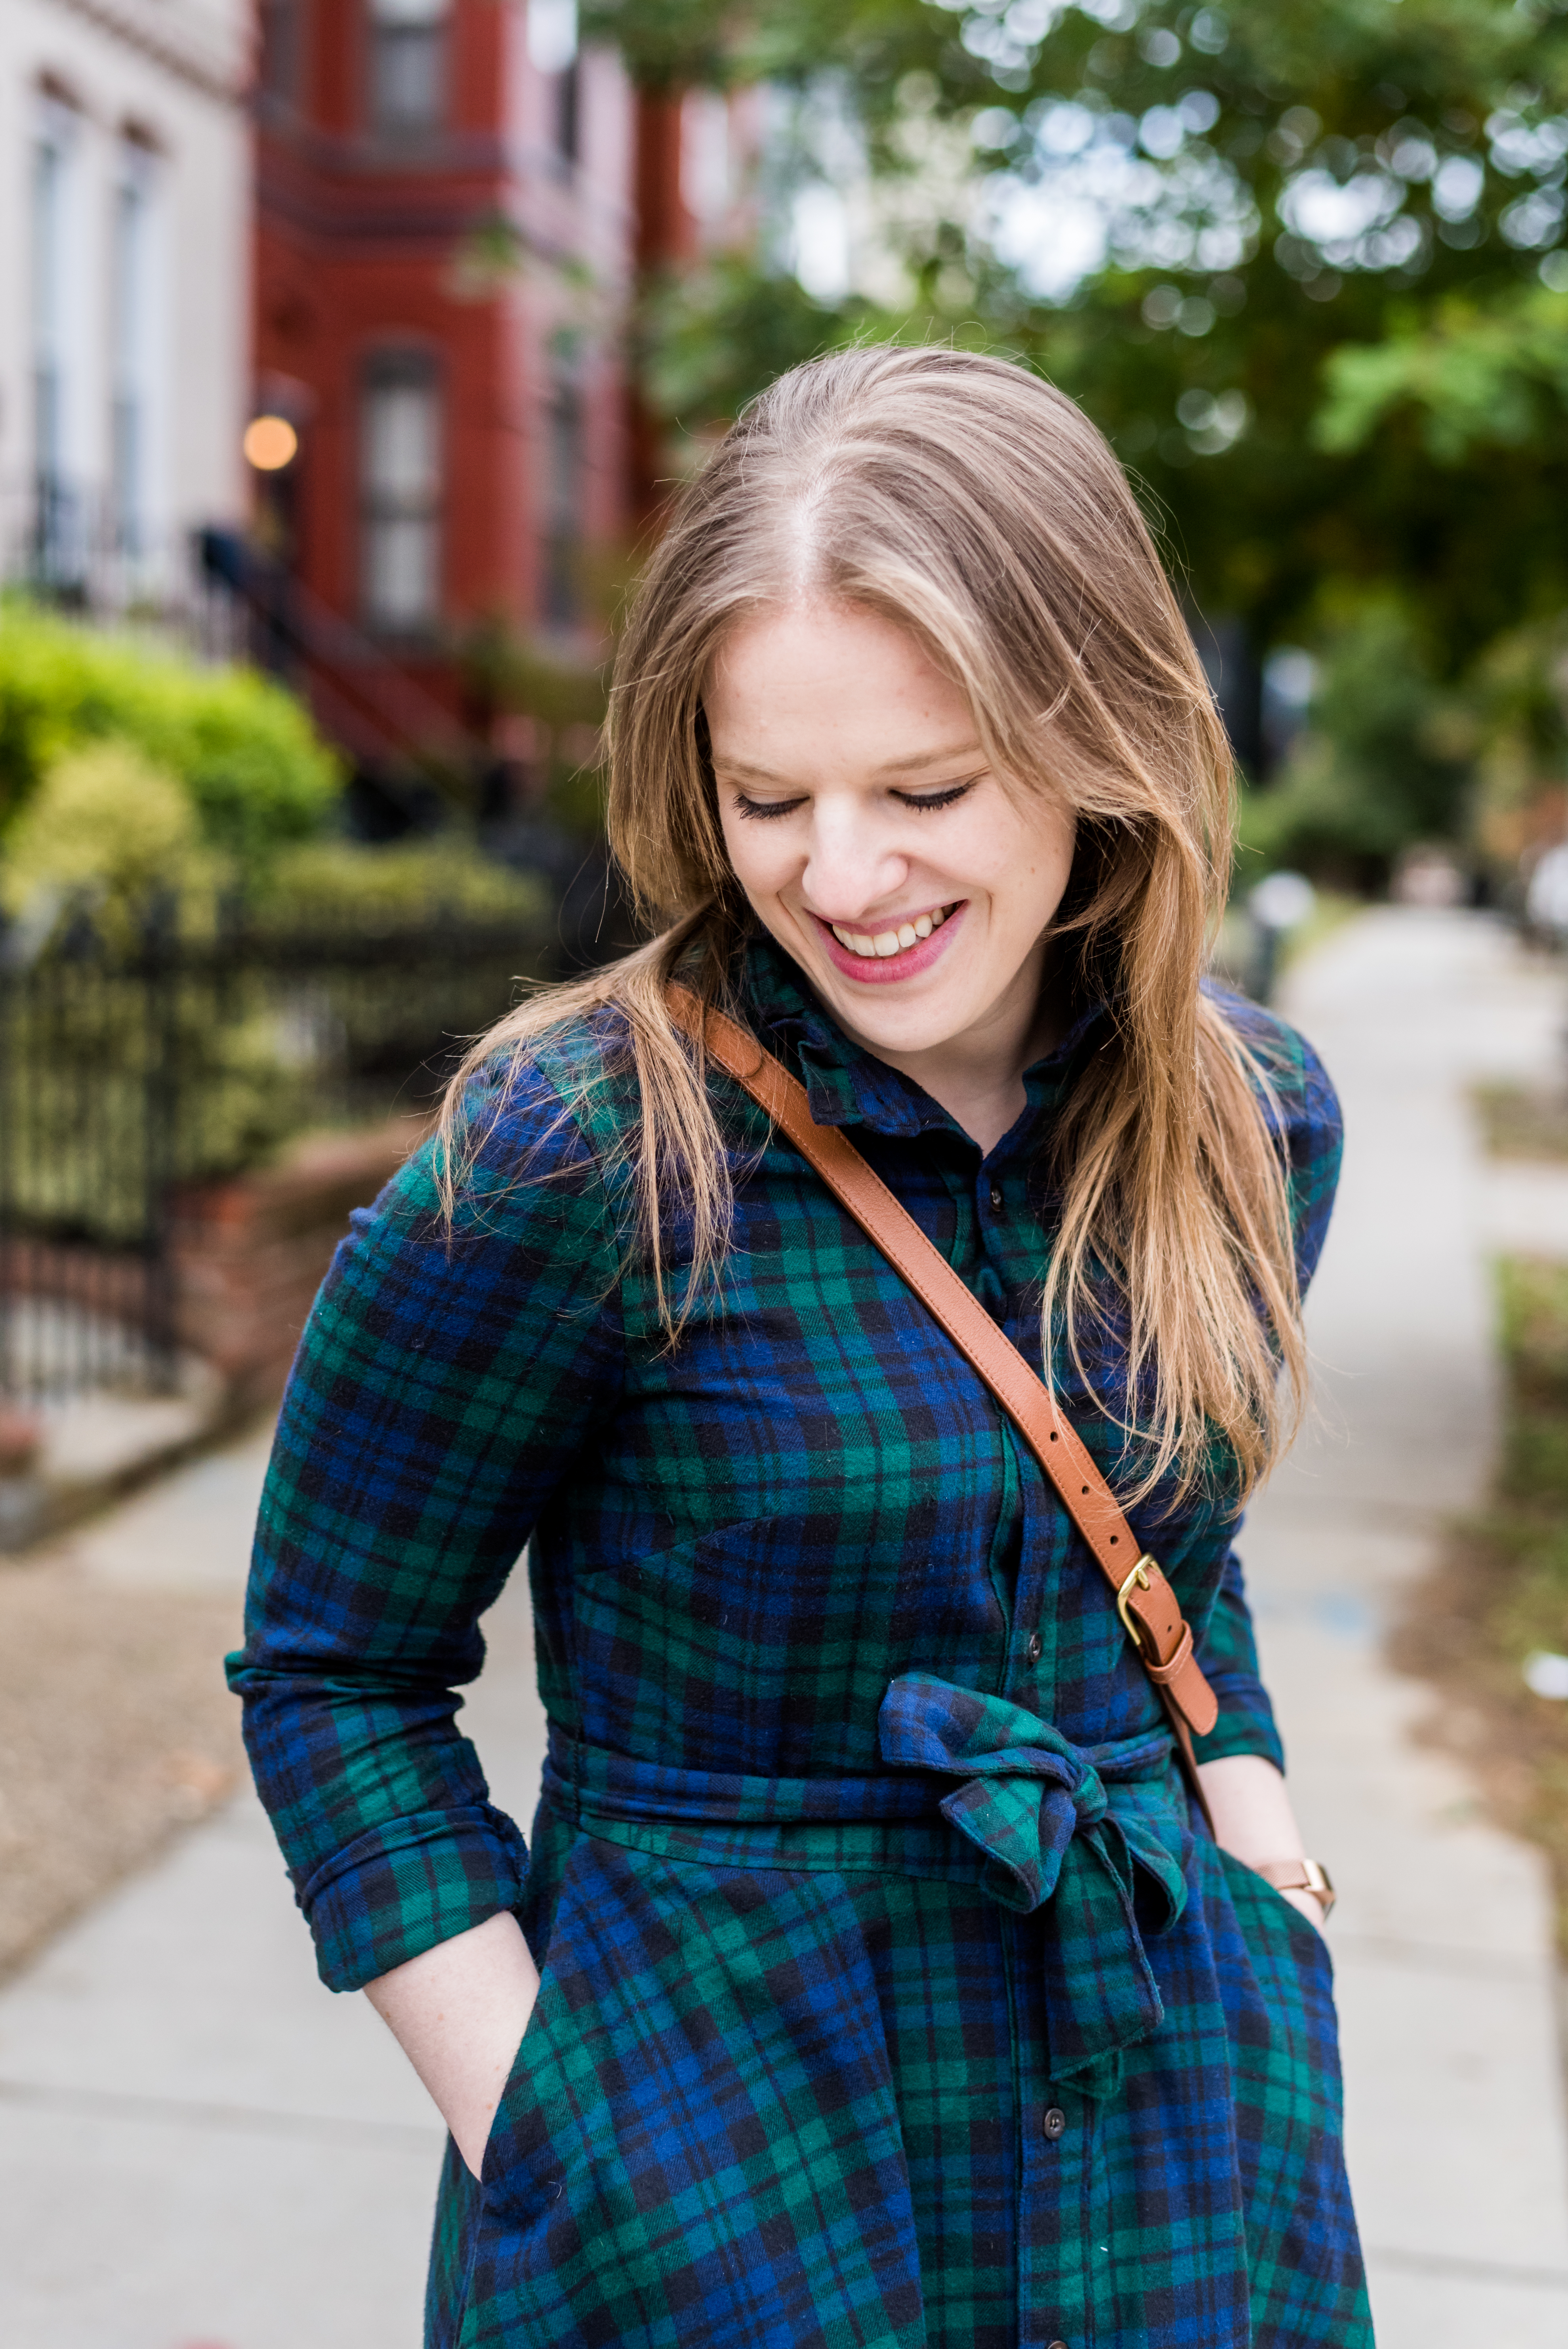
[{"left": 543, "top": 1673, "right": 1192, "bottom": 2090}]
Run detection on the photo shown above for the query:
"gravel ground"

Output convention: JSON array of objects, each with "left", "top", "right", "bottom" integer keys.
[{"left": 0, "top": 1548, "right": 245, "bottom": 1981}]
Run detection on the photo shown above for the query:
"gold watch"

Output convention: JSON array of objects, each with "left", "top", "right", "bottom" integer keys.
[{"left": 1251, "top": 1857, "right": 1335, "bottom": 1917}]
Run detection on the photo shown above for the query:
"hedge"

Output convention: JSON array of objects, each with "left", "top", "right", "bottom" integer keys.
[{"left": 0, "top": 599, "right": 341, "bottom": 860}]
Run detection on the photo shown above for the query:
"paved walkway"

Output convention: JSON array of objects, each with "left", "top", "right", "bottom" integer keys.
[
  {"left": 1258, "top": 910, "right": 1568, "bottom": 2343},
  {"left": 0, "top": 906, "right": 1565, "bottom": 2346}
]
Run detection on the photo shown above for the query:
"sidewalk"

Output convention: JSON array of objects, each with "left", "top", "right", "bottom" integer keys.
[
  {"left": 0, "top": 906, "right": 1564, "bottom": 2347},
  {"left": 1262, "top": 908, "right": 1568, "bottom": 2342}
]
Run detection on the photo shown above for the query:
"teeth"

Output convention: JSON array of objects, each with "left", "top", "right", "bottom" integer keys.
[{"left": 828, "top": 906, "right": 954, "bottom": 959}]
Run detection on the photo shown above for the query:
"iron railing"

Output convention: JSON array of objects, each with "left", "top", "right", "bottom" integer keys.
[{"left": 0, "top": 895, "right": 550, "bottom": 1402}]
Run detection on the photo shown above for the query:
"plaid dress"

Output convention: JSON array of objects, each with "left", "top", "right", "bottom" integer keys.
[{"left": 230, "top": 935, "right": 1370, "bottom": 2349}]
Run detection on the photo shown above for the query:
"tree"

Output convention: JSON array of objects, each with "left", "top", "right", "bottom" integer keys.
[{"left": 594, "top": 0, "right": 1568, "bottom": 689}]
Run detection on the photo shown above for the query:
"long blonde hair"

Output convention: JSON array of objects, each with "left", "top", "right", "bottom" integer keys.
[{"left": 440, "top": 345, "right": 1305, "bottom": 1505}]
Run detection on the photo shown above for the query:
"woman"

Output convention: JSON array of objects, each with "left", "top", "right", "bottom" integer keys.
[{"left": 230, "top": 346, "right": 1369, "bottom": 2348}]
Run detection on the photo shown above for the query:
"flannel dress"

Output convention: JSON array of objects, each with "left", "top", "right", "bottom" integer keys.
[{"left": 229, "top": 934, "right": 1372, "bottom": 2349}]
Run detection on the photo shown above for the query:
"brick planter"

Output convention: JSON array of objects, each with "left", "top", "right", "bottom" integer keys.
[{"left": 170, "top": 1120, "right": 426, "bottom": 1408}]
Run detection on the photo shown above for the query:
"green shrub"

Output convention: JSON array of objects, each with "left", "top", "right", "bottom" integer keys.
[
  {"left": 258, "top": 837, "right": 550, "bottom": 931},
  {"left": 0, "top": 742, "right": 221, "bottom": 934},
  {"left": 0, "top": 600, "right": 341, "bottom": 859}
]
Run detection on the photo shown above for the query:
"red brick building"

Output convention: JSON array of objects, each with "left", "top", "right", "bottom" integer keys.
[{"left": 248, "top": 2, "right": 744, "bottom": 777}]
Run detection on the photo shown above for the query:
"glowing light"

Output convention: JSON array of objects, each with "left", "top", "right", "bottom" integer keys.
[{"left": 244, "top": 415, "right": 298, "bottom": 470}]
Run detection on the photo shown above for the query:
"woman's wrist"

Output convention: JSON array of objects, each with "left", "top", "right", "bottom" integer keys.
[
  {"left": 364, "top": 1910, "right": 540, "bottom": 2177},
  {"left": 1275, "top": 1885, "right": 1330, "bottom": 1937},
  {"left": 1194, "top": 1754, "right": 1331, "bottom": 1932}
]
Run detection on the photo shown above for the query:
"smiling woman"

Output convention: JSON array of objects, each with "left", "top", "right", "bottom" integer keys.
[{"left": 229, "top": 346, "right": 1368, "bottom": 2349}]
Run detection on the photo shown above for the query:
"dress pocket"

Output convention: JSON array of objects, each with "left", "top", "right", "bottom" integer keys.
[
  {"left": 1224, "top": 1847, "right": 1333, "bottom": 1968},
  {"left": 1213, "top": 1845, "right": 1370, "bottom": 2339},
  {"left": 477, "top": 1981, "right": 550, "bottom": 2191},
  {"left": 452, "top": 1830, "right": 927, "bottom": 2349}
]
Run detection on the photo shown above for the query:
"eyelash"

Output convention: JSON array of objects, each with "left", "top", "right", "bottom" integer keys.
[{"left": 732, "top": 781, "right": 979, "bottom": 822}]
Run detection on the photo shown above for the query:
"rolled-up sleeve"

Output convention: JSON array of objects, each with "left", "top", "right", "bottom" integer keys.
[
  {"left": 1190, "top": 1541, "right": 1285, "bottom": 1772},
  {"left": 226, "top": 1056, "right": 624, "bottom": 1991}
]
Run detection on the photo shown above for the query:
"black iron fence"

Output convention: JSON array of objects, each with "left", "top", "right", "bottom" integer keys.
[{"left": 0, "top": 894, "right": 550, "bottom": 1402}]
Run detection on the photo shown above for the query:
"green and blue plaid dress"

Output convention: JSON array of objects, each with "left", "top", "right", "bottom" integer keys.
[{"left": 230, "top": 935, "right": 1370, "bottom": 2349}]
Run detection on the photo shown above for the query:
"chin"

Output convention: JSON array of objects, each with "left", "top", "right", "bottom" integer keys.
[{"left": 821, "top": 980, "right": 964, "bottom": 1051}]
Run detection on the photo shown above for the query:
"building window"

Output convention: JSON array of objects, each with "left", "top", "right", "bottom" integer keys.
[
  {"left": 528, "top": 0, "right": 579, "bottom": 166},
  {"left": 111, "top": 139, "right": 163, "bottom": 571},
  {"left": 31, "top": 95, "right": 86, "bottom": 592},
  {"left": 368, "top": 0, "right": 449, "bottom": 136},
  {"left": 542, "top": 376, "right": 581, "bottom": 627},
  {"left": 361, "top": 356, "right": 441, "bottom": 632}
]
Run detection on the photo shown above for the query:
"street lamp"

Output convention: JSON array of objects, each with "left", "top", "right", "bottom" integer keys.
[{"left": 243, "top": 414, "right": 299, "bottom": 471}]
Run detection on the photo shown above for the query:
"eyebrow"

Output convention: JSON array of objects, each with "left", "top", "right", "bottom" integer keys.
[{"left": 713, "top": 741, "right": 987, "bottom": 786}]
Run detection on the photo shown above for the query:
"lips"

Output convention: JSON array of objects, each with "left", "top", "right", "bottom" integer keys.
[{"left": 811, "top": 901, "right": 966, "bottom": 984}]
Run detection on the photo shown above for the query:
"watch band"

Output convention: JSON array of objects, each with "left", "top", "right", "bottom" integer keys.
[{"left": 1252, "top": 1857, "right": 1335, "bottom": 1916}]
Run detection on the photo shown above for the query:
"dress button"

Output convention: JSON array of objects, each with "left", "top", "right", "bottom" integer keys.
[
  {"left": 988, "top": 1182, "right": 1004, "bottom": 1210},
  {"left": 1043, "top": 2105, "right": 1067, "bottom": 2140},
  {"left": 1026, "top": 1631, "right": 1043, "bottom": 1664},
  {"left": 1047, "top": 2339, "right": 1069, "bottom": 2349}
]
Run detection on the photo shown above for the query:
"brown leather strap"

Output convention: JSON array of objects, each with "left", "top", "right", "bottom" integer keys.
[
  {"left": 667, "top": 987, "right": 1221, "bottom": 1807},
  {"left": 1252, "top": 1857, "right": 1335, "bottom": 1915}
]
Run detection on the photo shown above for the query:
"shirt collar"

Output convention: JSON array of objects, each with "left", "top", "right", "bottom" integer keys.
[{"left": 737, "top": 929, "right": 1112, "bottom": 1159}]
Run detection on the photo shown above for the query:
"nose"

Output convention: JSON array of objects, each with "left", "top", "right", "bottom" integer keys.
[{"left": 801, "top": 799, "right": 909, "bottom": 926}]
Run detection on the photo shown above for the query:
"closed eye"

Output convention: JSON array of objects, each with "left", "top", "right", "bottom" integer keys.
[
  {"left": 730, "top": 773, "right": 983, "bottom": 821},
  {"left": 732, "top": 792, "right": 807, "bottom": 821},
  {"left": 891, "top": 780, "right": 980, "bottom": 813}
]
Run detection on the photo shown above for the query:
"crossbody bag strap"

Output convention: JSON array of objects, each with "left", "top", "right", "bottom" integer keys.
[{"left": 668, "top": 985, "right": 1220, "bottom": 1819}]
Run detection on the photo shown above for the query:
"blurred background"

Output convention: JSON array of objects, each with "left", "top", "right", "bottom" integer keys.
[{"left": 3, "top": 2, "right": 1568, "bottom": 2345}]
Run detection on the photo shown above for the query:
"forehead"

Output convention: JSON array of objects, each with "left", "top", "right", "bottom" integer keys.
[{"left": 705, "top": 602, "right": 976, "bottom": 773}]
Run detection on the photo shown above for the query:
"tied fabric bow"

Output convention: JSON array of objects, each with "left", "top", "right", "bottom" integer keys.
[{"left": 878, "top": 1673, "right": 1192, "bottom": 2092}]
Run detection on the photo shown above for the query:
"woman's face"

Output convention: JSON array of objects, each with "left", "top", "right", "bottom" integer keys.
[{"left": 707, "top": 601, "right": 1078, "bottom": 1070}]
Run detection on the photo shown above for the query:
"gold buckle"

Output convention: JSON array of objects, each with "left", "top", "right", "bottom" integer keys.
[
  {"left": 1115, "top": 1556, "right": 1160, "bottom": 1653},
  {"left": 1300, "top": 1857, "right": 1336, "bottom": 1917}
]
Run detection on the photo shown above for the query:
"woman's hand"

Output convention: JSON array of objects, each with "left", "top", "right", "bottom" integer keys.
[
  {"left": 1196, "top": 1754, "right": 1328, "bottom": 1938},
  {"left": 365, "top": 1910, "right": 541, "bottom": 2177}
]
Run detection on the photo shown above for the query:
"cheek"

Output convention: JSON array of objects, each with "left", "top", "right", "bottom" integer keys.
[
  {"left": 717, "top": 811, "right": 787, "bottom": 903},
  {"left": 967, "top": 806, "right": 1076, "bottom": 920}
]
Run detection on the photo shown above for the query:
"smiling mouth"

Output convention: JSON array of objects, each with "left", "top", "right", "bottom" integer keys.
[{"left": 824, "top": 903, "right": 959, "bottom": 960}]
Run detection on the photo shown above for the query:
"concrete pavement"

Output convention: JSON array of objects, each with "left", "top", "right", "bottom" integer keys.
[
  {"left": 0, "top": 905, "right": 1565, "bottom": 2345},
  {"left": 0, "top": 1437, "right": 547, "bottom": 2349},
  {"left": 1261, "top": 908, "right": 1568, "bottom": 2342}
]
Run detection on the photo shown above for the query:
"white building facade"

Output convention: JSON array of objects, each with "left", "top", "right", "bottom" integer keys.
[{"left": 0, "top": 0, "right": 251, "bottom": 613}]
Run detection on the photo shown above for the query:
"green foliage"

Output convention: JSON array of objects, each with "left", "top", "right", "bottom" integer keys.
[
  {"left": 581, "top": 0, "right": 941, "bottom": 94},
  {"left": 600, "top": 0, "right": 1568, "bottom": 876},
  {"left": 640, "top": 260, "right": 876, "bottom": 432},
  {"left": 259, "top": 837, "right": 550, "bottom": 932},
  {"left": 0, "top": 742, "right": 219, "bottom": 928},
  {"left": 1483, "top": 1259, "right": 1568, "bottom": 1687},
  {"left": 1239, "top": 600, "right": 1471, "bottom": 879},
  {"left": 1318, "top": 286, "right": 1568, "bottom": 461},
  {"left": 7, "top": 986, "right": 306, "bottom": 1241},
  {"left": 0, "top": 601, "right": 341, "bottom": 859}
]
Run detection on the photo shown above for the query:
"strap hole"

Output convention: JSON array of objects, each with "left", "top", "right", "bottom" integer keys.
[
  {"left": 1110, "top": 1535, "right": 1119, "bottom": 1544},
  {"left": 1049, "top": 1431, "right": 1058, "bottom": 1442}
]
